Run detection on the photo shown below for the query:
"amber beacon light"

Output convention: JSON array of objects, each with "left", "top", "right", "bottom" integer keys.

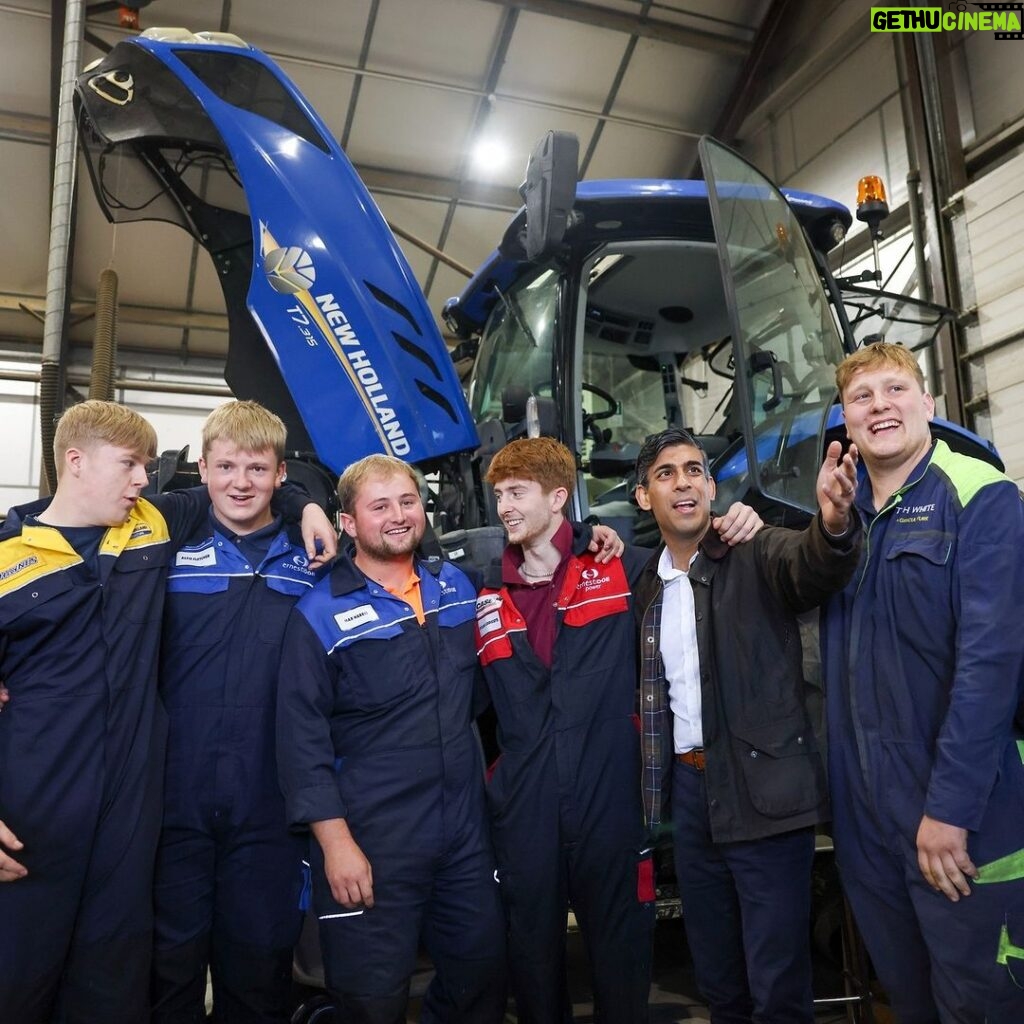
[
  {"left": 856, "top": 176, "right": 889, "bottom": 231},
  {"left": 855, "top": 175, "right": 890, "bottom": 283}
]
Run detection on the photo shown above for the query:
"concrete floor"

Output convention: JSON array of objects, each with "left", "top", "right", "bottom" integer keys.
[
  {"left": 278, "top": 836, "right": 882, "bottom": 1021},
  {"left": 282, "top": 914, "right": 877, "bottom": 1022},
  {"left": 561, "top": 916, "right": 865, "bottom": 1023}
]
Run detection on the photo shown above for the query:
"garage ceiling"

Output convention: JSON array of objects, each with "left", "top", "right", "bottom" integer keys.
[{"left": 0, "top": 0, "right": 774, "bottom": 365}]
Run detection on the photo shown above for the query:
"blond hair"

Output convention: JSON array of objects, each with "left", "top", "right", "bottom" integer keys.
[
  {"left": 836, "top": 343, "right": 926, "bottom": 399},
  {"left": 336, "top": 454, "right": 420, "bottom": 514},
  {"left": 201, "top": 400, "right": 286, "bottom": 462},
  {"left": 53, "top": 400, "right": 157, "bottom": 478}
]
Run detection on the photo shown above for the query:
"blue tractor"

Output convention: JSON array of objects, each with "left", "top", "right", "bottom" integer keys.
[{"left": 73, "top": 29, "right": 999, "bottom": 549}]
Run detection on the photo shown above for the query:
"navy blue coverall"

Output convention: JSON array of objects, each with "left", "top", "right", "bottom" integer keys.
[
  {"left": 276, "top": 551, "right": 506, "bottom": 1024},
  {"left": 152, "top": 513, "right": 325, "bottom": 1023},
  {"left": 473, "top": 522, "right": 654, "bottom": 1023},
  {"left": 822, "top": 440, "right": 1024, "bottom": 1023},
  {"left": 0, "top": 491, "right": 213, "bottom": 1024}
]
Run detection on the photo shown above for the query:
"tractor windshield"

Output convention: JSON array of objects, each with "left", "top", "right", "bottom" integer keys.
[{"left": 575, "top": 240, "right": 736, "bottom": 510}]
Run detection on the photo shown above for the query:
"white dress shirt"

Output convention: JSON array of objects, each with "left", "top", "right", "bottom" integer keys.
[{"left": 656, "top": 546, "right": 703, "bottom": 753}]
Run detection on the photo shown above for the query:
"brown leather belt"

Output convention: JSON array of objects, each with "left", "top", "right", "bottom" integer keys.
[{"left": 676, "top": 748, "right": 706, "bottom": 771}]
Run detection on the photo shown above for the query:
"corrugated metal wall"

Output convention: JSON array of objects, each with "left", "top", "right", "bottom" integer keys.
[
  {"left": 959, "top": 154, "right": 1024, "bottom": 484},
  {"left": 739, "top": 3, "right": 907, "bottom": 234}
]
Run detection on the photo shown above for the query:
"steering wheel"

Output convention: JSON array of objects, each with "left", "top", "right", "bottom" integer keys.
[
  {"left": 580, "top": 381, "right": 618, "bottom": 422},
  {"left": 532, "top": 380, "right": 618, "bottom": 417},
  {"left": 531, "top": 380, "right": 618, "bottom": 443}
]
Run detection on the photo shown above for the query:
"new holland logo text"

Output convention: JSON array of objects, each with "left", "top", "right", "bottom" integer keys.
[
  {"left": 315, "top": 293, "right": 410, "bottom": 456},
  {"left": 258, "top": 223, "right": 411, "bottom": 457}
]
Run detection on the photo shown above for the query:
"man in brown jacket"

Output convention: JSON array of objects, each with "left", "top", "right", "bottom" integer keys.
[{"left": 632, "top": 426, "right": 860, "bottom": 1024}]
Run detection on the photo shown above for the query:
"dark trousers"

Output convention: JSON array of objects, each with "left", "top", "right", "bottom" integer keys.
[
  {"left": 491, "top": 749, "right": 655, "bottom": 1024},
  {"left": 497, "top": 830, "right": 655, "bottom": 1024},
  {"left": 832, "top": 760, "right": 1024, "bottom": 1024},
  {"left": 671, "top": 760, "right": 816, "bottom": 1024},
  {"left": 0, "top": 762, "right": 162, "bottom": 1024},
  {"left": 151, "top": 819, "right": 305, "bottom": 1023},
  {"left": 314, "top": 829, "right": 507, "bottom": 1024}
]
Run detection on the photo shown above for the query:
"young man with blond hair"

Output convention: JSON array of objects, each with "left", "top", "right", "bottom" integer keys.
[
  {"left": 823, "top": 342, "right": 1024, "bottom": 1021},
  {"left": 0, "top": 399, "right": 333, "bottom": 1024},
  {"left": 151, "top": 400, "right": 333, "bottom": 1024},
  {"left": 277, "top": 453, "right": 507, "bottom": 1023}
]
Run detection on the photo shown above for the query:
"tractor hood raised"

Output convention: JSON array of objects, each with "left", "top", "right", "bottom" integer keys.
[{"left": 75, "top": 30, "right": 478, "bottom": 474}]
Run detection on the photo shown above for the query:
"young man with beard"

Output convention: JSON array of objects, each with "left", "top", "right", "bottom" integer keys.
[
  {"left": 822, "top": 343, "right": 1024, "bottom": 1022},
  {"left": 633, "top": 427, "right": 860, "bottom": 1024},
  {"left": 151, "top": 401, "right": 333, "bottom": 1024},
  {"left": 474, "top": 437, "right": 762, "bottom": 1023},
  {"left": 0, "top": 400, "right": 334, "bottom": 1024},
  {"left": 275, "top": 454, "right": 508, "bottom": 1023}
]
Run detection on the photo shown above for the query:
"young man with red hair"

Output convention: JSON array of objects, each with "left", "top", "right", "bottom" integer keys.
[{"left": 476, "top": 436, "right": 761, "bottom": 1023}]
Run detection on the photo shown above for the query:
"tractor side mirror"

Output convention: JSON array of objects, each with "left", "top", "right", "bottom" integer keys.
[{"left": 520, "top": 130, "right": 580, "bottom": 261}]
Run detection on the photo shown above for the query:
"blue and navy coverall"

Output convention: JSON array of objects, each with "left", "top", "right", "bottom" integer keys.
[
  {"left": 474, "top": 522, "right": 654, "bottom": 1023},
  {"left": 276, "top": 550, "right": 506, "bottom": 1024},
  {"left": 822, "top": 440, "right": 1024, "bottom": 1023},
  {"left": 0, "top": 490, "right": 214, "bottom": 1024},
  {"left": 152, "top": 513, "right": 325, "bottom": 1023}
]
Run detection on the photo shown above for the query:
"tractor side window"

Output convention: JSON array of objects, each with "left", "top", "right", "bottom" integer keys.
[{"left": 469, "top": 268, "right": 559, "bottom": 422}]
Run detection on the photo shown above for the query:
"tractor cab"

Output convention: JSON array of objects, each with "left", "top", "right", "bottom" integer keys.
[{"left": 444, "top": 134, "right": 999, "bottom": 540}]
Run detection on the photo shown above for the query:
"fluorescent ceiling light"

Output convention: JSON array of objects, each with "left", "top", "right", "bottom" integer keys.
[{"left": 470, "top": 139, "right": 508, "bottom": 176}]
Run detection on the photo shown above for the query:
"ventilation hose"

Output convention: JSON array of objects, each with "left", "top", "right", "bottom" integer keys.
[
  {"left": 39, "top": 0, "right": 86, "bottom": 495},
  {"left": 39, "top": 360, "right": 61, "bottom": 494},
  {"left": 89, "top": 267, "right": 119, "bottom": 401}
]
